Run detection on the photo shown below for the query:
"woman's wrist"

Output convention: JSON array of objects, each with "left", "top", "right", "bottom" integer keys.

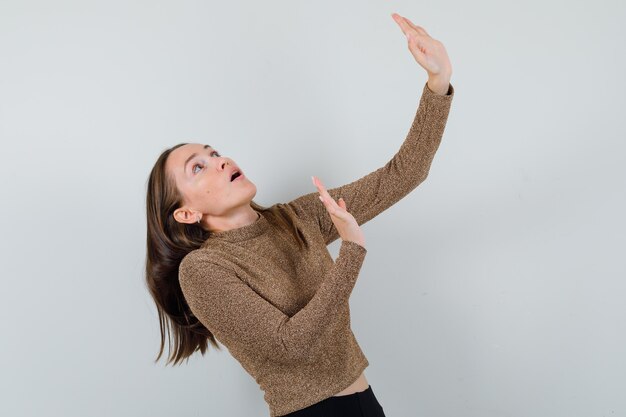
[{"left": 427, "top": 74, "right": 451, "bottom": 95}]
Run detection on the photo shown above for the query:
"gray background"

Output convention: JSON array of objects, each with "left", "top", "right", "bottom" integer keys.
[{"left": 1, "top": 0, "right": 625, "bottom": 416}]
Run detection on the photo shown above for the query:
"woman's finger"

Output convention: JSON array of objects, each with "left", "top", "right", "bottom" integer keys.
[
  {"left": 312, "top": 176, "right": 338, "bottom": 207},
  {"left": 313, "top": 176, "right": 347, "bottom": 216},
  {"left": 319, "top": 194, "right": 345, "bottom": 219},
  {"left": 391, "top": 13, "right": 415, "bottom": 40},
  {"left": 403, "top": 16, "right": 430, "bottom": 37},
  {"left": 313, "top": 176, "right": 333, "bottom": 204}
]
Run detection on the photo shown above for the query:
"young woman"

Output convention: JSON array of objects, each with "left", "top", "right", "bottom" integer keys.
[{"left": 145, "top": 13, "right": 454, "bottom": 417}]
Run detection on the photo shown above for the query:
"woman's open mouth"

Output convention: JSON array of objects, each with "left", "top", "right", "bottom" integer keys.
[{"left": 230, "top": 171, "right": 244, "bottom": 182}]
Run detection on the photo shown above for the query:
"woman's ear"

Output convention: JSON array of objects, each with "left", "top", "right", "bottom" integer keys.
[{"left": 173, "top": 207, "right": 201, "bottom": 225}]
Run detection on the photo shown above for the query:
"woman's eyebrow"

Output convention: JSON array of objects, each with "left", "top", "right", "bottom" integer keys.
[{"left": 183, "top": 144, "right": 214, "bottom": 171}]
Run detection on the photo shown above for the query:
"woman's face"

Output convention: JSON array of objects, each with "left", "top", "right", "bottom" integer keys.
[{"left": 166, "top": 143, "right": 257, "bottom": 226}]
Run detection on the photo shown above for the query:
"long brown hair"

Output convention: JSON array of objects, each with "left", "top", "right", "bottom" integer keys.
[{"left": 145, "top": 143, "right": 307, "bottom": 366}]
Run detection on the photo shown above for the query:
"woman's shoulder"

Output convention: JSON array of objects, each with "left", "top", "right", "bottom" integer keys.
[
  {"left": 181, "top": 246, "right": 231, "bottom": 267},
  {"left": 179, "top": 246, "right": 229, "bottom": 276}
]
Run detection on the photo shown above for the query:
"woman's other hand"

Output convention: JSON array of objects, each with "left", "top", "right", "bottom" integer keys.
[
  {"left": 391, "top": 13, "right": 452, "bottom": 95},
  {"left": 311, "top": 176, "right": 366, "bottom": 249}
]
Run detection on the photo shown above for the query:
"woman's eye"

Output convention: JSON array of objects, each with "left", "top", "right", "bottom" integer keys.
[
  {"left": 192, "top": 152, "right": 220, "bottom": 174},
  {"left": 192, "top": 163, "right": 204, "bottom": 174}
]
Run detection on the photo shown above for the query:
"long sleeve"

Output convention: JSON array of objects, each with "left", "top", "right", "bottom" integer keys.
[
  {"left": 178, "top": 239, "right": 367, "bottom": 364},
  {"left": 287, "top": 81, "right": 454, "bottom": 245}
]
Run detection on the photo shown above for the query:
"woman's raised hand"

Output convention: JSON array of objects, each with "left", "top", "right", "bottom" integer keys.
[
  {"left": 311, "top": 175, "right": 366, "bottom": 249},
  {"left": 391, "top": 13, "right": 452, "bottom": 83}
]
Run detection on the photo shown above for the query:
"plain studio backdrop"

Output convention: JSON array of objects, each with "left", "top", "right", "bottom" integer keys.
[{"left": 1, "top": 1, "right": 625, "bottom": 416}]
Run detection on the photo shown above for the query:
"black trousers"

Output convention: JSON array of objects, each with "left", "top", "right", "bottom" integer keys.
[{"left": 282, "top": 385, "right": 386, "bottom": 417}]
